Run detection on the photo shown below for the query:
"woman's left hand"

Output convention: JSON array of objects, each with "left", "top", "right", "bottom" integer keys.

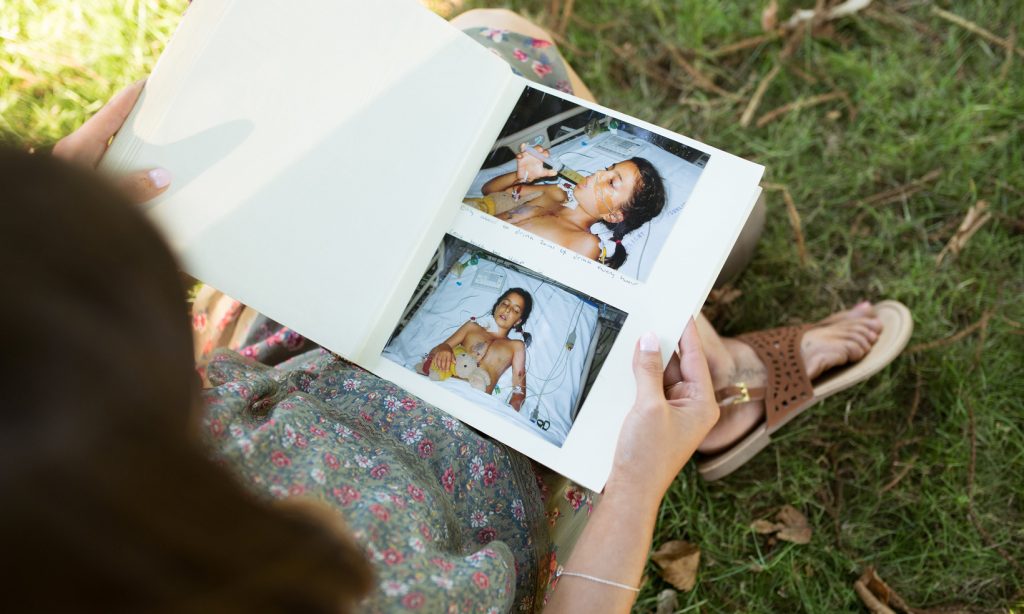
[{"left": 53, "top": 80, "right": 171, "bottom": 204}]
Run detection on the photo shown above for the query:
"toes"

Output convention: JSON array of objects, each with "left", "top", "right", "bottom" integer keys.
[
  {"left": 818, "top": 301, "right": 877, "bottom": 327},
  {"left": 846, "top": 336, "right": 869, "bottom": 360},
  {"left": 850, "top": 300, "right": 876, "bottom": 317}
]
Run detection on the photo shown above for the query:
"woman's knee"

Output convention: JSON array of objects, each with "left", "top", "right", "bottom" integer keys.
[{"left": 449, "top": 8, "right": 553, "bottom": 42}]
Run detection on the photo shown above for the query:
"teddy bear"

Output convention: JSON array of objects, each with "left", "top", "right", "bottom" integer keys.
[
  {"left": 454, "top": 351, "right": 491, "bottom": 392},
  {"left": 415, "top": 347, "right": 458, "bottom": 381}
]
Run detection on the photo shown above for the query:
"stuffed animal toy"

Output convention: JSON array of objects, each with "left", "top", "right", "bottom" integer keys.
[
  {"left": 454, "top": 351, "right": 491, "bottom": 392},
  {"left": 415, "top": 347, "right": 460, "bottom": 381}
]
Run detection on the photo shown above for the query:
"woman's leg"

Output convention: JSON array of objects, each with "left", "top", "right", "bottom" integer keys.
[
  {"left": 449, "top": 8, "right": 596, "bottom": 102},
  {"left": 694, "top": 303, "right": 883, "bottom": 452}
]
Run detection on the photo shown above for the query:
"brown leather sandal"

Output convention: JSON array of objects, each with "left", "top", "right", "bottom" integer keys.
[{"left": 697, "top": 300, "right": 913, "bottom": 481}]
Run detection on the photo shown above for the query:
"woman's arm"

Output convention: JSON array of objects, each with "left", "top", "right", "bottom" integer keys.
[
  {"left": 509, "top": 340, "right": 527, "bottom": 412},
  {"left": 544, "top": 322, "right": 719, "bottom": 613}
]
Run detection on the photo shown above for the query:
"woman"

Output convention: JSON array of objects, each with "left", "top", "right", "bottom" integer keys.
[
  {"left": 422, "top": 288, "right": 533, "bottom": 411},
  {"left": 20, "top": 8, "right": 905, "bottom": 611},
  {"left": 1, "top": 142, "right": 717, "bottom": 611},
  {"left": 482, "top": 147, "right": 666, "bottom": 270}
]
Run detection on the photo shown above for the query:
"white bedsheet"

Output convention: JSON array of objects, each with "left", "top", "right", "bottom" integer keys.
[
  {"left": 467, "top": 131, "right": 704, "bottom": 281},
  {"left": 383, "top": 255, "right": 599, "bottom": 445}
]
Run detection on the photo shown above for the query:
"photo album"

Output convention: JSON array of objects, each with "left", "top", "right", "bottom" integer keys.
[{"left": 101, "top": 0, "right": 764, "bottom": 490}]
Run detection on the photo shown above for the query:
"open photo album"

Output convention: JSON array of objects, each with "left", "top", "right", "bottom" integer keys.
[{"left": 101, "top": 0, "right": 764, "bottom": 490}]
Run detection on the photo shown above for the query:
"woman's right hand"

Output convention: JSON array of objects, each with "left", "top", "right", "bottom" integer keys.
[
  {"left": 430, "top": 344, "right": 455, "bottom": 373},
  {"left": 605, "top": 321, "right": 720, "bottom": 506},
  {"left": 515, "top": 143, "right": 557, "bottom": 183}
]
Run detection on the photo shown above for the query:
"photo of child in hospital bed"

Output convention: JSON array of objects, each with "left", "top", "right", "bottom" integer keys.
[
  {"left": 417, "top": 288, "right": 532, "bottom": 412},
  {"left": 464, "top": 85, "right": 711, "bottom": 282},
  {"left": 383, "top": 236, "right": 625, "bottom": 446}
]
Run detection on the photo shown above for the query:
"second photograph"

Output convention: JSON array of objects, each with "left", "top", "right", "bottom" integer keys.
[{"left": 383, "top": 235, "right": 628, "bottom": 446}]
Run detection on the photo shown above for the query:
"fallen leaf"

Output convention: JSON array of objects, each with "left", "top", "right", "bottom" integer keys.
[
  {"left": 651, "top": 540, "right": 701, "bottom": 592},
  {"left": 853, "top": 567, "right": 917, "bottom": 613},
  {"left": 761, "top": 0, "right": 779, "bottom": 31},
  {"left": 750, "top": 519, "right": 782, "bottom": 534},
  {"left": 775, "top": 505, "right": 812, "bottom": 544},
  {"left": 751, "top": 505, "right": 813, "bottom": 544},
  {"left": 936, "top": 200, "right": 992, "bottom": 265},
  {"left": 655, "top": 588, "right": 679, "bottom": 614}
]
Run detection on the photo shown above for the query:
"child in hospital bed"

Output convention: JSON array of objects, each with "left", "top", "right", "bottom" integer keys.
[
  {"left": 420, "top": 288, "right": 533, "bottom": 412},
  {"left": 478, "top": 143, "right": 666, "bottom": 269}
]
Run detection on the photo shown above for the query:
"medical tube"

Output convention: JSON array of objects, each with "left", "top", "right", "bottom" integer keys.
[{"left": 522, "top": 147, "right": 586, "bottom": 185}]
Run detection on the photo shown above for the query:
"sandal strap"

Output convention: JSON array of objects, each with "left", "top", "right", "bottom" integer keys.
[
  {"left": 735, "top": 324, "right": 815, "bottom": 431},
  {"left": 715, "top": 383, "right": 766, "bottom": 406}
]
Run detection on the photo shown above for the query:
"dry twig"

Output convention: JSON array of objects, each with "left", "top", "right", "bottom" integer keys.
[
  {"left": 755, "top": 90, "right": 845, "bottom": 127},
  {"left": 864, "top": 5, "right": 942, "bottom": 43},
  {"left": 935, "top": 200, "right": 992, "bottom": 265},
  {"left": 879, "top": 460, "right": 915, "bottom": 494},
  {"left": 763, "top": 182, "right": 809, "bottom": 265},
  {"left": 705, "top": 32, "right": 781, "bottom": 58},
  {"left": 907, "top": 312, "right": 991, "bottom": 355},
  {"left": 931, "top": 6, "right": 1024, "bottom": 59},
  {"left": 664, "top": 45, "right": 734, "bottom": 97},
  {"left": 999, "top": 27, "right": 1017, "bottom": 79},
  {"left": 844, "top": 169, "right": 942, "bottom": 208},
  {"left": 784, "top": 0, "right": 873, "bottom": 31},
  {"left": 555, "top": 0, "right": 575, "bottom": 37},
  {"left": 740, "top": 64, "right": 781, "bottom": 127},
  {"left": 906, "top": 369, "right": 922, "bottom": 428}
]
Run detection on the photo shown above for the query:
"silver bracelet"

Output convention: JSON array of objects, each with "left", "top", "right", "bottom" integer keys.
[
  {"left": 511, "top": 385, "right": 525, "bottom": 394},
  {"left": 554, "top": 565, "right": 640, "bottom": 593}
]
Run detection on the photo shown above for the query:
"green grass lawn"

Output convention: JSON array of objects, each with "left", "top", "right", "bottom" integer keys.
[{"left": 3, "top": 0, "right": 1022, "bottom": 611}]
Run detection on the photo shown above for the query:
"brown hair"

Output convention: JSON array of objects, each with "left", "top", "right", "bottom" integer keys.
[{"left": 0, "top": 147, "right": 373, "bottom": 611}]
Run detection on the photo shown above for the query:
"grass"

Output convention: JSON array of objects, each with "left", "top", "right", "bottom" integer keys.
[{"left": 3, "top": 0, "right": 1022, "bottom": 611}]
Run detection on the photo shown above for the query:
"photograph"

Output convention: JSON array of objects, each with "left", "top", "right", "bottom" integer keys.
[
  {"left": 382, "top": 235, "right": 627, "bottom": 446},
  {"left": 463, "top": 84, "right": 711, "bottom": 282}
]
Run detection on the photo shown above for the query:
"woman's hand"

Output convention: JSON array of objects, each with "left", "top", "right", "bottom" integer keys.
[
  {"left": 515, "top": 143, "right": 557, "bottom": 183},
  {"left": 606, "top": 320, "right": 720, "bottom": 506},
  {"left": 52, "top": 80, "right": 171, "bottom": 204}
]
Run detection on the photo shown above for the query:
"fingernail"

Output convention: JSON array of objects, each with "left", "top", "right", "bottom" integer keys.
[
  {"left": 148, "top": 168, "right": 172, "bottom": 189},
  {"left": 640, "top": 331, "right": 659, "bottom": 352}
]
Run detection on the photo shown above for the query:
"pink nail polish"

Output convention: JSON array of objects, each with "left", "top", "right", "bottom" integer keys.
[
  {"left": 640, "top": 332, "right": 659, "bottom": 352},
  {"left": 148, "top": 168, "right": 172, "bottom": 189}
]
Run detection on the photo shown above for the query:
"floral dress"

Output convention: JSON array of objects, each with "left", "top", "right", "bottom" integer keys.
[
  {"left": 200, "top": 348, "right": 553, "bottom": 611},
  {"left": 463, "top": 27, "right": 575, "bottom": 94}
]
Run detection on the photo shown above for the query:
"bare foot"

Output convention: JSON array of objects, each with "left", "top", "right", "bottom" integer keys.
[{"left": 696, "top": 302, "right": 884, "bottom": 454}]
